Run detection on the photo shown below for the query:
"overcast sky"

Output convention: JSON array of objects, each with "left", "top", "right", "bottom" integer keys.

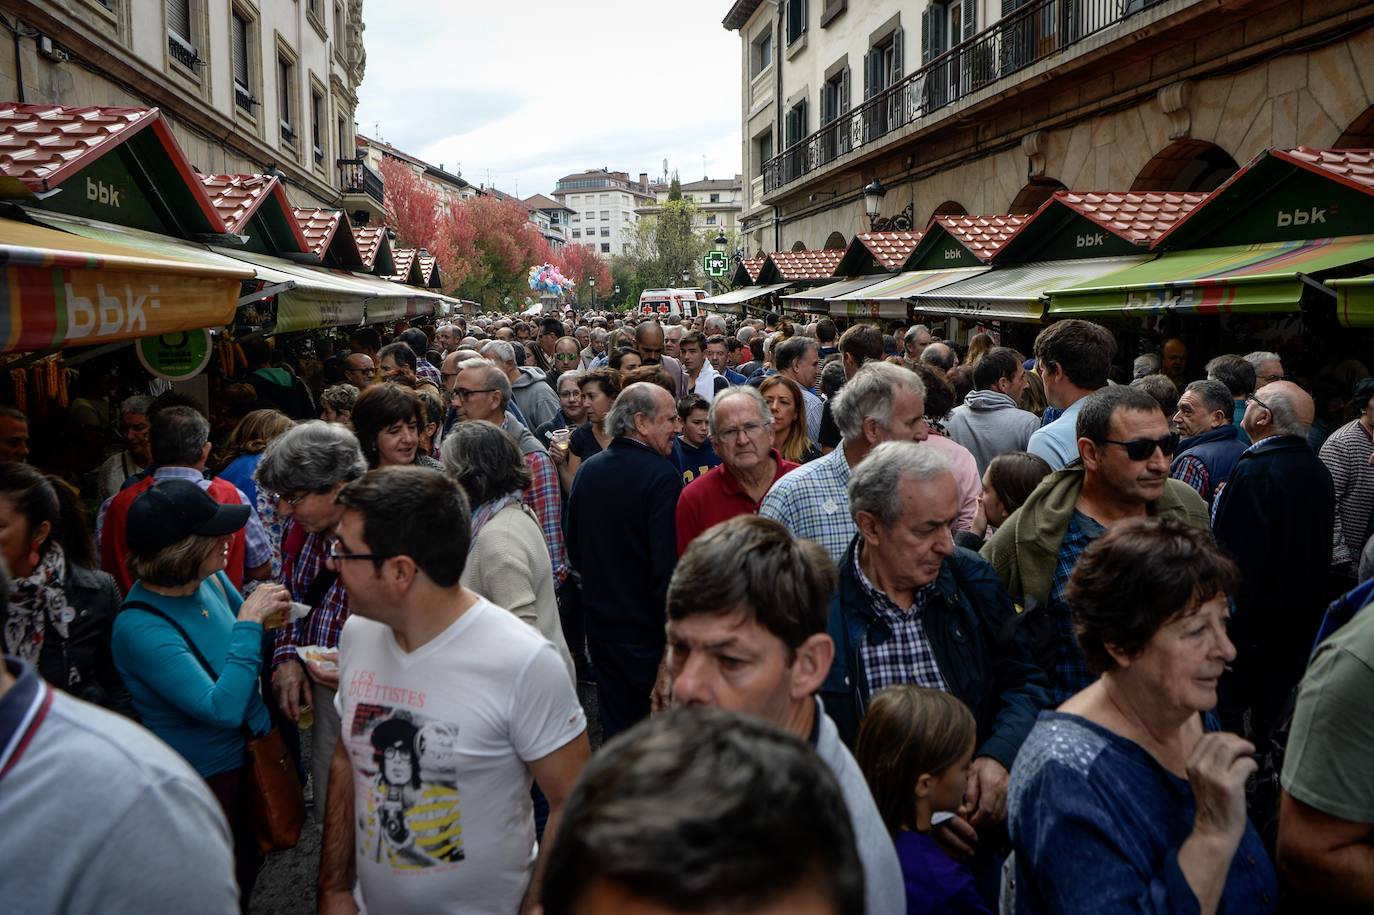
[{"left": 356, "top": 1, "right": 743, "bottom": 199}]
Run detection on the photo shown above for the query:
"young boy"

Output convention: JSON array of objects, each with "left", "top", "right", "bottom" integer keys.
[{"left": 671, "top": 394, "right": 722, "bottom": 485}]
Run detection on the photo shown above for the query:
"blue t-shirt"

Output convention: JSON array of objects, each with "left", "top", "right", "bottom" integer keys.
[
  {"left": 672, "top": 436, "right": 722, "bottom": 485},
  {"left": 112, "top": 572, "right": 270, "bottom": 778},
  {"left": 218, "top": 452, "right": 262, "bottom": 508},
  {"left": 894, "top": 829, "right": 991, "bottom": 915},
  {"left": 1009, "top": 711, "right": 1276, "bottom": 915}
]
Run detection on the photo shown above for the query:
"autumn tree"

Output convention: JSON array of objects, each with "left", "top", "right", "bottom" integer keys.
[
  {"left": 378, "top": 156, "right": 441, "bottom": 252},
  {"left": 555, "top": 244, "right": 611, "bottom": 306},
  {"left": 456, "top": 195, "right": 551, "bottom": 308}
]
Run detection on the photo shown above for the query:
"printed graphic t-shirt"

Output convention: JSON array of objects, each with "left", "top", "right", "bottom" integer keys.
[{"left": 335, "top": 595, "right": 587, "bottom": 915}]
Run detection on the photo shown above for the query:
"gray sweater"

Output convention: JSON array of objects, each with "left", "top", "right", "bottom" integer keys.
[{"left": 945, "top": 389, "right": 1042, "bottom": 476}]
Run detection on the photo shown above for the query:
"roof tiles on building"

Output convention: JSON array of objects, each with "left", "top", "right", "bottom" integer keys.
[
  {"left": 353, "top": 225, "right": 387, "bottom": 268},
  {"left": 417, "top": 252, "right": 436, "bottom": 284},
  {"left": 389, "top": 247, "right": 417, "bottom": 282},
  {"left": 198, "top": 173, "right": 279, "bottom": 234},
  {"left": 0, "top": 103, "right": 160, "bottom": 190},
  {"left": 1278, "top": 146, "right": 1374, "bottom": 193},
  {"left": 740, "top": 257, "right": 765, "bottom": 281},
  {"left": 1055, "top": 191, "right": 1209, "bottom": 245},
  {"left": 932, "top": 215, "right": 1030, "bottom": 261},
  {"left": 292, "top": 207, "right": 345, "bottom": 258},
  {"left": 855, "top": 231, "right": 923, "bottom": 271},
  {"left": 766, "top": 248, "right": 846, "bottom": 280}
]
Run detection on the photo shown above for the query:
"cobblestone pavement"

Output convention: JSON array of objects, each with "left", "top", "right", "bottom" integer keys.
[{"left": 250, "top": 682, "right": 601, "bottom": 914}]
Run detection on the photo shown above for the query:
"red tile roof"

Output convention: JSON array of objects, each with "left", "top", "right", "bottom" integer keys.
[
  {"left": 931, "top": 215, "right": 1029, "bottom": 261},
  {"left": 1055, "top": 191, "right": 1209, "bottom": 245},
  {"left": 854, "top": 231, "right": 923, "bottom": 271},
  {"left": 417, "top": 252, "right": 436, "bottom": 285},
  {"left": 740, "top": 257, "right": 765, "bottom": 282},
  {"left": 765, "top": 248, "right": 846, "bottom": 280},
  {"left": 197, "top": 173, "right": 280, "bottom": 234},
  {"left": 353, "top": 225, "right": 387, "bottom": 268},
  {"left": 389, "top": 247, "right": 417, "bottom": 282},
  {"left": 1276, "top": 146, "right": 1374, "bottom": 193},
  {"left": 292, "top": 207, "right": 345, "bottom": 258},
  {"left": 0, "top": 104, "right": 161, "bottom": 190}
]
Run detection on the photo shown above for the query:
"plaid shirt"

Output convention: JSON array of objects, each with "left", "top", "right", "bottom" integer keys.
[
  {"left": 1170, "top": 454, "right": 1210, "bottom": 501},
  {"left": 801, "top": 386, "right": 824, "bottom": 444},
  {"left": 272, "top": 523, "right": 350, "bottom": 667},
  {"left": 522, "top": 449, "right": 568, "bottom": 583},
  {"left": 1046, "top": 510, "right": 1106, "bottom": 704},
  {"left": 758, "top": 446, "right": 856, "bottom": 565},
  {"left": 852, "top": 544, "right": 949, "bottom": 695},
  {"left": 416, "top": 357, "right": 442, "bottom": 388}
]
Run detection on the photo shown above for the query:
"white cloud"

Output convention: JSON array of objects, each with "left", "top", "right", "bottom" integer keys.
[{"left": 357, "top": 0, "right": 744, "bottom": 197}]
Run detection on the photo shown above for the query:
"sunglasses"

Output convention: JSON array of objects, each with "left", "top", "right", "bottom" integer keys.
[{"left": 1102, "top": 432, "right": 1179, "bottom": 461}]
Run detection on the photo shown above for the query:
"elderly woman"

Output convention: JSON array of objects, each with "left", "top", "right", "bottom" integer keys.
[
  {"left": 1007, "top": 517, "right": 1275, "bottom": 915},
  {"left": 441, "top": 421, "right": 575, "bottom": 683},
  {"left": 550, "top": 368, "right": 621, "bottom": 492},
  {"left": 0, "top": 463, "right": 130, "bottom": 714},
  {"left": 111, "top": 478, "right": 292, "bottom": 905},
  {"left": 536, "top": 370, "right": 587, "bottom": 447},
  {"left": 319, "top": 383, "right": 359, "bottom": 425},
  {"left": 351, "top": 382, "right": 443, "bottom": 470}
]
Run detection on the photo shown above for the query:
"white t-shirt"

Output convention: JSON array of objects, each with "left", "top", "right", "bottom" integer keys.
[{"left": 335, "top": 594, "right": 586, "bottom": 915}]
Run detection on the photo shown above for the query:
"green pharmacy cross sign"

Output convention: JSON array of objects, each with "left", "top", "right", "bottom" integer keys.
[{"left": 704, "top": 251, "right": 730, "bottom": 278}]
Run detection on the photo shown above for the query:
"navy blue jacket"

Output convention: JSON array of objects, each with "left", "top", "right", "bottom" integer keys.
[
  {"left": 1173, "top": 425, "right": 1246, "bottom": 502},
  {"left": 566, "top": 437, "right": 682, "bottom": 643},
  {"left": 821, "top": 538, "right": 1051, "bottom": 769}
]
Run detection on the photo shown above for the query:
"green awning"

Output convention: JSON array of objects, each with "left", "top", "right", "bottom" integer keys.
[
  {"left": 1328, "top": 275, "right": 1374, "bottom": 328},
  {"left": 828, "top": 266, "right": 989, "bottom": 320},
  {"left": 1047, "top": 236, "right": 1374, "bottom": 319},
  {"left": 918, "top": 256, "right": 1152, "bottom": 323}
]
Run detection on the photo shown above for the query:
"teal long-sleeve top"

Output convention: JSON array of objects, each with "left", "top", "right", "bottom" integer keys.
[{"left": 112, "top": 572, "right": 271, "bottom": 779}]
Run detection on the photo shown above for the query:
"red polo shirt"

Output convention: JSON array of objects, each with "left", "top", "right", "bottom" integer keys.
[{"left": 676, "top": 450, "right": 800, "bottom": 555}]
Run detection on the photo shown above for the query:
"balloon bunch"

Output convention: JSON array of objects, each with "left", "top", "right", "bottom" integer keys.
[{"left": 528, "top": 263, "right": 573, "bottom": 297}]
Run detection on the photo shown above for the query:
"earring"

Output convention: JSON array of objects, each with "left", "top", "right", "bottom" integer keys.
[{"left": 28, "top": 548, "right": 40, "bottom": 567}]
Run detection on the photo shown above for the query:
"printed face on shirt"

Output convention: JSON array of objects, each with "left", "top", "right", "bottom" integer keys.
[{"left": 858, "top": 473, "right": 959, "bottom": 590}]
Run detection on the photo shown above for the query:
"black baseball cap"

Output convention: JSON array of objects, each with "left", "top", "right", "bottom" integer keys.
[{"left": 126, "top": 478, "right": 251, "bottom": 555}]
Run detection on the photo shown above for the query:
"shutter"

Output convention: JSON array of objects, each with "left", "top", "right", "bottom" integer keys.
[
  {"left": 799, "top": 98, "right": 808, "bottom": 136},
  {"left": 863, "top": 48, "right": 875, "bottom": 99},
  {"left": 840, "top": 66, "right": 851, "bottom": 112},
  {"left": 785, "top": 106, "right": 798, "bottom": 146},
  {"left": 168, "top": 0, "right": 191, "bottom": 40},
  {"left": 232, "top": 15, "right": 249, "bottom": 86},
  {"left": 891, "top": 28, "right": 904, "bottom": 81},
  {"left": 920, "top": 8, "right": 933, "bottom": 64},
  {"left": 962, "top": 2, "right": 976, "bottom": 41}
]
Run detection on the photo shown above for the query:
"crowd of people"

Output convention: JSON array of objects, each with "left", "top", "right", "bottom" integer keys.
[{"left": 1, "top": 303, "right": 1373, "bottom": 915}]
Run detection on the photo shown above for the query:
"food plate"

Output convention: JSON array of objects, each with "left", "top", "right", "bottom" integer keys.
[{"left": 296, "top": 645, "right": 339, "bottom": 672}]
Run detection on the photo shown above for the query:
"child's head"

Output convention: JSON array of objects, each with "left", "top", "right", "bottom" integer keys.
[
  {"left": 981, "top": 451, "right": 1052, "bottom": 528},
  {"left": 677, "top": 394, "right": 710, "bottom": 447},
  {"left": 855, "top": 686, "right": 977, "bottom": 836}
]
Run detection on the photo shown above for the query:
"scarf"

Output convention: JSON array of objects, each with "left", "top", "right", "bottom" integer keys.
[
  {"left": 3, "top": 543, "right": 76, "bottom": 666},
  {"left": 468, "top": 491, "right": 524, "bottom": 553}
]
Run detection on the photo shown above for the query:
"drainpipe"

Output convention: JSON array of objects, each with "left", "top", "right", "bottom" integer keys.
[{"left": 774, "top": 0, "right": 783, "bottom": 253}]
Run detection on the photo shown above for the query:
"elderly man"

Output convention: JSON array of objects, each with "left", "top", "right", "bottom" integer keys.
[
  {"left": 824, "top": 442, "right": 1049, "bottom": 851},
  {"left": 1169, "top": 379, "right": 1246, "bottom": 504},
  {"left": 904, "top": 325, "right": 933, "bottom": 360},
  {"left": 582, "top": 327, "right": 608, "bottom": 368},
  {"left": 97, "top": 395, "right": 153, "bottom": 501},
  {"left": 342, "top": 352, "right": 375, "bottom": 391},
  {"left": 983, "top": 386, "right": 1209, "bottom": 703},
  {"left": 566, "top": 383, "right": 682, "bottom": 739},
  {"left": 920, "top": 342, "right": 956, "bottom": 372},
  {"left": 1027, "top": 319, "right": 1116, "bottom": 470},
  {"left": 775, "top": 335, "right": 823, "bottom": 441},
  {"left": 663, "top": 517, "right": 904, "bottom": 915},
  {"left": 481, "top": 339, "right": 561, "bottom": 431},
  {"left": 256, "top": 421, "right": 368, "bottom": 825},
  {"left": 451, "top": 358, "right": 568, "bottom": 587},
  {"left": 945, "top": 347, "right": 1039, "bottom": 475},
  {"left": 434, "top": 323, "right": 459, "bottom": 354},
  {"left": 633, "top": 321, "right": 689, "bottom": 397},
  {"left": 761, "top": 362, "right": 929, "bottom": 564},
  {"left": 675, "top": 386, "right": 799, "bottom": 554},
  {"left": 1215, "top": 380, "right": 1335, "bottom": 743},
  {"left": 1206, "top": 353, "right": 1257, "bottom": 446},
  {"left": 1245, "top": 350, "right": 1285, "bottom": 388},
  {"left": 663, "top": 323, "right": 685, "bottom": 360}
]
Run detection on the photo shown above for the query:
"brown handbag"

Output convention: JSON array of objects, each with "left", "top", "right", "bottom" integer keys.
[{"left": 124, "top": 597, "right": 305, "bottom": 853}]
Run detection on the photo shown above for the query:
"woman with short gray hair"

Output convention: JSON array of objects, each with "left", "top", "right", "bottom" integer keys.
[
  {"left": 441, "top": 421, "right": 574, "bottom": 682},
  {"left": 319, "top": 383, "right": 359, "bottom": 425}
]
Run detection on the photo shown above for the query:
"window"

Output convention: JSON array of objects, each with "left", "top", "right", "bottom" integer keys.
[
  {"left": 311, "top": 88, "right": 324, "bottom": 164},
  {"left": 167, "top": 0, "right": 199, "bottom": 67},
  {"left": 572, "top": 229, "right": 581, "bottom": 238},
  {"left": 786, "top": 0, "right": 807, "bottom": 45},
  {"left": 751, "top": 30, "right": 772, "bottom": 77},
  {"left": 706, "top": 215, "right": 717, "bottom": 225},
  {"left": 822, "top": 68, "right": 850, "bottom": 124},
  {"left": 600, "top": 210, "right": 609, "bottom": 219},
  {"left": 599, "top": 193, "right": 609, "bottom": 204},
  {"left": 755, "top": 129, "right": 774, "bottom": 177},
  {"left": 709, "top": 193, "right": 721, "bottom": 203},
  {"left": 231, "top": 12, "right": 252, "bottom": 110},
  {"left": 866, "top": 30, "right": 903, "bottom": 98},
  {"left": 278, "top": 55, "right": 295, "bottom": 143},
  {"left": 821, "top": 0, "right": 847, "bottom": 27},
  {"left": 785, "top": 98, "right": 808, "bottom": 148},
  {"left": 337, "top": 115, "right": 347, "bottom": 160},
  {"left": 571, "top": 213, "right": 580, "bottom": 222},
  {"left": 584, "top": 211, "right": 594, "bottom": 221},
  {"left": 600, "top": 227, "right": 610, "bottom": 237},
  {"left": 601, "top": 243, "right": 611, "bottom": 253}
]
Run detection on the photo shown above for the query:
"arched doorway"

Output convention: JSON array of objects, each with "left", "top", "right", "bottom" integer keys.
[
  {"left": 1131, "top": 140, "right": 1239, "bottom": 192},
  {"left": 1336, "top": 105, "right": 1374, "bottom": 148},
  {"left": 823, "top": 231, "right": 847, "bottom": 249},
  {"left": 791, "top": 240, "right": 808, "bottom": 251},
  {"left": 1009, "top": 178, "right": 1067, "bottom": 215},
  {"left": 931, "top": 200, "right": 968, "bottom": 218}
]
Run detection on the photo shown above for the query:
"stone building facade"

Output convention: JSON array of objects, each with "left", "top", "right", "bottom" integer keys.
[{"left": 725, "top": 0, "right": 1374, "bottom": 255}]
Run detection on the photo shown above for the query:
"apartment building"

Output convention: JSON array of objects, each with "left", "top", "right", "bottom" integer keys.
[
  {"left": 3, "top": 0, "right": 371, "bottom": 216},
  {"left": 356, "top": 132, "right": 478, "bottom": 215},
  {"left": 524, "top": 194, "right": 573, "bottom": 251},
  {"left": 724, "top": 0, "right": 1374, "bottom": 253},
  {"left": 552, "top": 167, "right": 656, "bottom": 257},
  {"left": 637, "top": 174, "right": 745, "bottom": 239}
]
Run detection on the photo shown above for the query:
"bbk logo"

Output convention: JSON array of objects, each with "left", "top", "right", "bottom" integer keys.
[
  {"left": 1076, "top": 233, "right": 1105, "bottom": 248},
  {"left": 85, "top": 177, "right": 123, "bottom": 208},
  {"left": 943, "top": 247, "right": 963, "bottom": 261},
  {"left": 1276, "top": 206, "right": 1327, "bottom": 227},
  {"left": 65, "top": 283, "right": 160, "bottom": 339}
]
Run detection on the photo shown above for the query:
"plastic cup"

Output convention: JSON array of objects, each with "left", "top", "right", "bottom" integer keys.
[{"left": 550, "top": 428, "right": 572, "bottom": 453}]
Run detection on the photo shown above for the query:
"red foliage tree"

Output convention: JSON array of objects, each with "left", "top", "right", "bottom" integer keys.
[
  {"left": 377, "top": 156, "right": 442, "bottom": 253},
  {"left": 555, "top": 243, "right": 612, "bottom": 304}
]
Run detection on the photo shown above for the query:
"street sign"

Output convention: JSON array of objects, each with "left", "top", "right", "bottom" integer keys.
[{"left": 704, "top": 251, "right": 729, "bottom": 278}]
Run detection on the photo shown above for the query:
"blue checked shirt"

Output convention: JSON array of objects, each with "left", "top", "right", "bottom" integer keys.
[
  {"left": 852, "top": 545, "right": 949, "bottom": 695},
  {"left": 801, "top": 386, "right": 824, "bottom": 444},
  {"left": 1045, "top": 510, "right": 1106, "bottom": 704},
  {"left": 758, "top": 446, "right": 855, "bottom": 565}
]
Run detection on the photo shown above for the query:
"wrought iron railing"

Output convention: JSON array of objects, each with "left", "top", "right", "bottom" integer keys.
[
  {"left": 763, "top": 0, "right": 1166, "bottom": 194},
  {"left": 337, "top": 157, "right": 385, "bottom": 204}
]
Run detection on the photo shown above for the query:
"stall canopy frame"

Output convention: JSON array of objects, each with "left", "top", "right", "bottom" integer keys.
[{"left": 917, "top": 255, "right": 1154, "bottom": 323}]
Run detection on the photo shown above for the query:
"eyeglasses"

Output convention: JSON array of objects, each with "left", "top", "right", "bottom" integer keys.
[
  {"left": 554, "top": 353, "right": 580, "bottom": 362},
  {"left": 1102, "top": 432, "right": 1180, "bottom": 460},
  {"left": 268, "top": 490, "right": 317, "bottom": 508},
  {"left": 440, "top": 372, "right": 460, "bottom": 381},
  {"left": 1246, "top": 393, "right": 1274, "bottom": 414},
  {"left": 454, "top": 387, "right": 498, "bottom": 401},
  {"left": 382, "top": 746, "right": 411, "bottom": 760},
  {"left": 716, "top": 420, "right": 771, "bottom": 441},
  {"left": 328, "top": 541, "right": 394, "bottom": 563}
]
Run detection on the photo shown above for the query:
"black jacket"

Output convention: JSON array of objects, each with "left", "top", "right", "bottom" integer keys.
[
  {"left": 1213, "top": 435, "right": 1335, "bottom": 735},
  {"left": 821, "top": 538, "right": 1050, "bottom": 769},
  {"left": 38, "top": 563, "right": 134, "bottom": 717},
  {"left": 566, "top": 437, "right": 682, "bottom": 643}
]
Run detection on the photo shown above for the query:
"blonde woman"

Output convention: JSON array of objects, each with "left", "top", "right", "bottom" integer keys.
[{"left": 759, "top": 375, "right": 820, "bottom": 464}]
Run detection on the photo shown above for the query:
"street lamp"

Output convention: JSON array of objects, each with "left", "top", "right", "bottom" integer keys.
[
  {"left": 713, "top": 231, "right": 728, "bottom": 253},
  {"left": 681, "top": 269, "right": 690, "bottom": 286},
  {"left": 862, "top": 178, "right": 886, "bottom": 221},
  {"left": 588, "top": 277, "right": 596, "bottom": 309},
  {"left": 862, "top": 176, "right": 914, "bottom": 231}
]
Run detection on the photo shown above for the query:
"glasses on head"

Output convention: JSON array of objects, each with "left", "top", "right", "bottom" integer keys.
[
  {"left": 1102, "top": 432, "right": 1180, "bottom": 461},
  {"left": 327, "top": 541, "right": 395, "bottom": 563},
  {"left": 716, "top": 420, "right": 770, "bottom": 441},
  {"left": 454, "top": 387, "right": 498, "bottom": 401},
  {"left": 1246, "top": 393, "right": 1273, "bottom": 414}
]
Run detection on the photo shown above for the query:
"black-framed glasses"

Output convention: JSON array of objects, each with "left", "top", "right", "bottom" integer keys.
[
  {"left": 1246, "top": 393, "right": 1273, "bottom": 413},
  {"left": 454, "top": 387, "right": 498, "bottom": 401},
  {"left": 268, "top": 490, "right": 321, "bottom": 508},
  {"left": 1102, "top": 432, "right": 1180, "bottom": 460},
  {"left": 328, "top": 541, "right": 395, "bottom": 563}
]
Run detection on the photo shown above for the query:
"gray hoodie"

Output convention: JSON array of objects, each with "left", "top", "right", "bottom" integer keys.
[
  {"left": 510, "top": 366, "right": 561, "bottom": 432},
  {"left": 945, "top": 389, "right": 1041, "bottom": 476}
]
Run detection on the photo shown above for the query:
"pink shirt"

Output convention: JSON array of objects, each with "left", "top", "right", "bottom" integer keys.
[{"left": 923, "top": 434, "right": 981, "bottom": 533}]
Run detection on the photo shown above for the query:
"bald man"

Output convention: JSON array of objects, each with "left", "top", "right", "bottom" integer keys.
[
  {"left": 1161, "top": 338, "right": 1189, "bottom": 387},
  {"left": 1213, "top": 380, "right": 1335, "bottom": 746},
  {"left": 342, "top": 352, "right": 375, "bottom": 391}
]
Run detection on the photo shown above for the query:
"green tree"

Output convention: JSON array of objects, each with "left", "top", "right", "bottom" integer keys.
[{"left": 621, "top": 197, "right": 709, "bottom": 290}]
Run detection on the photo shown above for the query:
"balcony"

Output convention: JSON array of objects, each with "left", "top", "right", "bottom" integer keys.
[
  {"left": 763, "top": 0, "right": 1169, "bottom": 195},
  {"left": 338, "top": 157, "right": 387, "bottom": 224}
]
